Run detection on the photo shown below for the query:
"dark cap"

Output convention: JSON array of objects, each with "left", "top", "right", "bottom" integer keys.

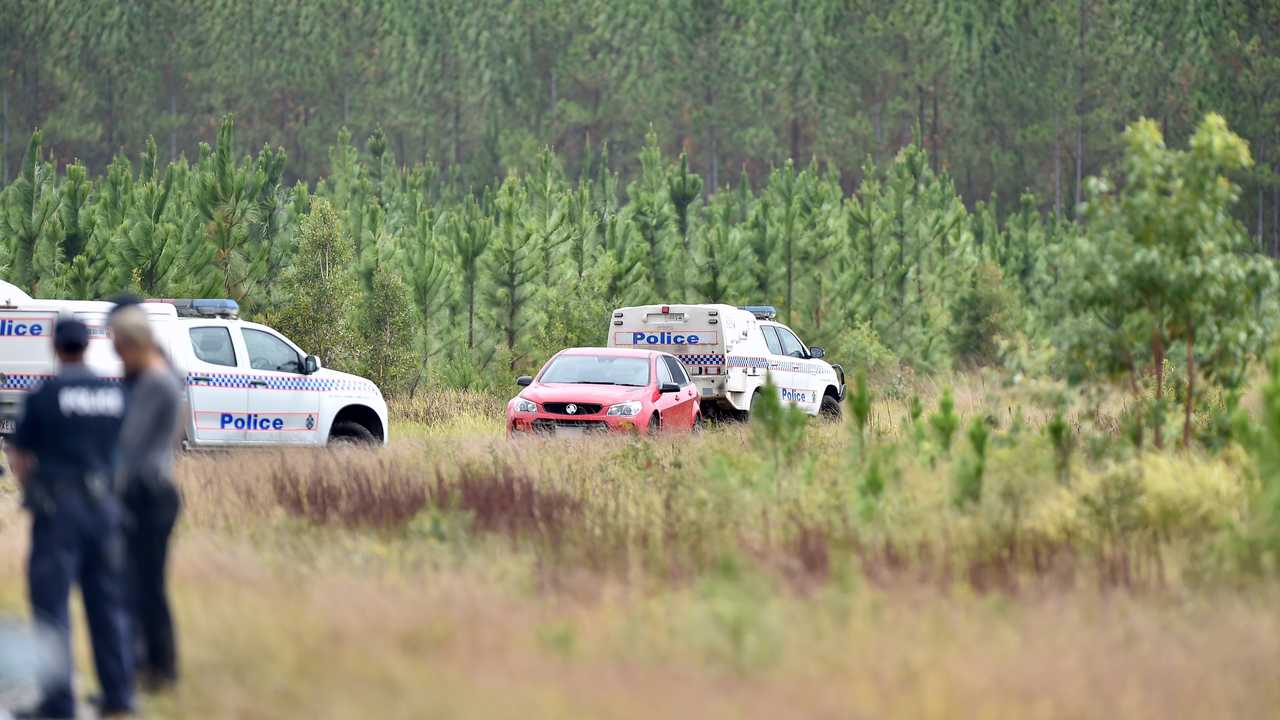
[
  {"left": 107, "top": 293, "right": 143, "bottom": 316},
  {"left": 53, "top": 316, "right": 90, "bottom": 353}
]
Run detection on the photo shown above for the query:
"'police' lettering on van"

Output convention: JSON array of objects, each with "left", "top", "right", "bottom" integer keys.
[
  {"left": 0, "top": 319, "right": 44, "bottom": 337},
  {"left": 631, "top": 331, "right": 700, "bottom": 345},
  {"left": 220, "top": 413, "right": 285, "bottom": 431}
]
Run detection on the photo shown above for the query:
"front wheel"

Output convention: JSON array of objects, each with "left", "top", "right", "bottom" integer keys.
[
  {"left": 819, "top": 394, "right": 843, "bottom": 421},
  {"left": 329, "top": 421, "right": 377, "bottom": 446},
  {"left": 647, "top": 413, "right": 661, "bottom": 435}
]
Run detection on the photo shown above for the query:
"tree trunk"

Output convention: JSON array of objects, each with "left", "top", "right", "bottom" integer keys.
[
  {"left": 790, "top": 113, "right": 801, "bottom": 164},
  {"left": 452, "top": 96, "right": 462, "bottom": 166},
  {"left": 930, "top": 84, "right": 940, "bottom": 171},
  {"left": 1152, "top": 325, "right": 1164, "bottom": 450},
  {"left": 466, "top": 279, "right": 475, "bottom": 349},
  {"left": 917, "top": 83, "right": 926, "bottom": 151},
  {"left": 168, "top": 88, "right": 178, "bottom": 162},
  {"left": 1053, "top": 135, "right": 1062, "bottom": 217},
  {"left": 105, "top": 73, "right": 115, "bottom": 155},
  {"left": 2, "top": 83, "right": 8, "bottom": 183},
  {"left": 706, "top": 85, "right": 719, "bottom": 194},
  {"left": 1258, "top": 182, "right": 1265, "bottom": 249},
  {"left": 1273, "top": 174, "right": 1279, "bottom": 258},
  {"left": 548, "top": 67, "right": 557, "bottom": 117},
  {"left": 1256, "top": 142, "right": 1267, "bottom": 248},
  {"left": 872, "top": 100, "right": 884, "bottom": 165},
  {"left": 1075, "top": 0, "right": 1087, "bottom": 210},
  {"left": 1182, "top": 322, "right": 1194, "bottom": 448}
]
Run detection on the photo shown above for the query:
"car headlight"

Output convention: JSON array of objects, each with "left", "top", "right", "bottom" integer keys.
[
  {"left": 606, "top": 401, "right": 643, "bottom": 417},
  {"left": 514, "top": 398, "right": 538, "bottom": 413}
]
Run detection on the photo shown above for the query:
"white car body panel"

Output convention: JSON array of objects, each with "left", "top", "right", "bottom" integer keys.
[{"left": 0, "top": 291, "right": 388, "bottom": 447}]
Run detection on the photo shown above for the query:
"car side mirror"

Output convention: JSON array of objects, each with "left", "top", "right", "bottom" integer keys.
[
  {"left": 808, "top": 346, "right": 825, "bottom": 359},
  {"left": 516, "top": 375, "right": 533, "bottom": 387},
  {"left": 304, "top": 355, "right": 322, "bottom": 374},
  {"left": 659, "top": 382, "right": 680, "bottom": 394}
]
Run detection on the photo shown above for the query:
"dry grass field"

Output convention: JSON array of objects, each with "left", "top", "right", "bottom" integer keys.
[{"left": 2, "top": 377, "right": 1279, "bottom": 718}]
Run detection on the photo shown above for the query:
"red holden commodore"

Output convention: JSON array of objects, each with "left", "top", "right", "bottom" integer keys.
[{"left": 507, "top": 347, "right": 702, "bottom": 436}]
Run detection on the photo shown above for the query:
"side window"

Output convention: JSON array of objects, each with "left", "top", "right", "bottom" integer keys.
[
  {"left": 243, "top": 329, "right": 302, "bottom": 373},
  {"left": 663, "top": 356, "right": 690, "bottom": 386},
  {"left": 777, "top": 328, "right": 807, "bottom": 358},
  {"left": 189, "top": 327, "right": 237, "bottom": 367},
  {"left": 656, "top": 357, "right": 674, "bottom": 385},
  {"left": 761, "top": 326, "right": 784, "bottom": 355}
]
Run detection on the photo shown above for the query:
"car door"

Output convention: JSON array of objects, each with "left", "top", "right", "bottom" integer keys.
[
  {"left": 772, "top": 325, "right": 821, "bottom": 413},
  {"left": 760, "top": 325, "right": 800, "bottom": 409},
  {"left": 185, "top": 325, "right": 248, "bottom": 445},
  {"left": 240, "top": 326, "right": 322, "bottom": 445},
  {"left": 661, "top": 354, "right": 698, "bottom": 428},
  {"left": 653, "top": 355, "right": 683, "bottom": 429}
]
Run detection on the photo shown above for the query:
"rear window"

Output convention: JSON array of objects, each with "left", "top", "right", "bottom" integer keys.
[
  {"left": 541, "top": 355, "right": 650, "bottom": 387},
  {"left": 190, "top": 327, "right": 237, "bottom": 367},
  {"left": 662, "top": 356, "right": 689, "bottom": 385},
  {"left": 761, "top": 326, "right": 784, "bottom": 355}
]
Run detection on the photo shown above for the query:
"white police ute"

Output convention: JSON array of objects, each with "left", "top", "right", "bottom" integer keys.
[
  {"left": 0, "top": 282, "right": 388, "bottom": 447},
  {"left": 607, "top": 303, "right": 844, "bottom": 420}
]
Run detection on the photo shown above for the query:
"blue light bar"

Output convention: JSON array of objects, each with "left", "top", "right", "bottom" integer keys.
[
  {"left": 147, "top": 298, "right": 240, "bottom": 319},
  {"left": 739, "top": 305, "right": 777, "bottom": 320},
  {"left": 191, "top": 299, "right": 240, "bottom": 318}
]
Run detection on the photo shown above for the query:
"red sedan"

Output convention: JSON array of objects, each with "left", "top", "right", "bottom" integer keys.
[{"left": 507, "top": 348, "right": 701, "bottom": 436}]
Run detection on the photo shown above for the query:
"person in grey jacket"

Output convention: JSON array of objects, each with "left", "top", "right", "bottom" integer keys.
[{"left": 108, "top": 301, "right": 183, "bottom": 691}]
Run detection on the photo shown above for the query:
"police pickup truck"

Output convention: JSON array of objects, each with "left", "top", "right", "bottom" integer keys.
[
  {"left": 0, "top": 281, "right": 388, "bottom": 447},
  {"left": 607, "top": 303, "right": 844, "bottom": 420}
]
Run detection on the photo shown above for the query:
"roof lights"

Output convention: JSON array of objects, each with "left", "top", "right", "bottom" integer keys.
[
  {"left": 147, "top": 298, "right": 240, "bottom": 319},
  {"left": 739, "top": 305, "right": 777, "bottom": 320}
]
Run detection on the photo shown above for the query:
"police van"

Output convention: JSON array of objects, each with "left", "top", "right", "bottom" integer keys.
[
  {"left": 607, "top": 303, "right": 844, "bottom": 419},
  {"left": 0, "top": 281, "right": 388, "bottom": 447}
]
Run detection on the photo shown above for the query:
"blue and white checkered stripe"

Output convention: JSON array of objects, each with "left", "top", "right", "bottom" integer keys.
[
  {"left": 190, "top": 373, "right": 374, "bottom": 393},
  {"left": 0, "top": 373, "right": 53, "bottom": 391},
  {"left": 727, "top": 356, "right": 770, "bottom": 369},
  {"left": 678, "top": 354, "right": 725, "bottom": 366},
  {"left": 1, "top": 373, "right": 123, "bottom": 392}
]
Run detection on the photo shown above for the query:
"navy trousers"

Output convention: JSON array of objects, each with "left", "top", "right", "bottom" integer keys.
[
  {"left": 27, "top": 492, "right": 135, "bottom": 718},
  {"left": 124, "top": 482, "right": 181, "bottom": 684}
]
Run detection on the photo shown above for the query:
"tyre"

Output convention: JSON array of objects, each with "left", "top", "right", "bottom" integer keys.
[
  {"left": 745, "top": 391, "right": 761, "bottom": 422},
  {"left": 329, "top": 421, "right": 377, "bottom": 446},
  {"left": 819, "top": 394, "right": 843, "bottom": 421},
  {"left": 647, "top": 413, "right": 661, "bottom": 435},
  {"left": 691, "top": 414, "right": 703, "bottom": 433}
]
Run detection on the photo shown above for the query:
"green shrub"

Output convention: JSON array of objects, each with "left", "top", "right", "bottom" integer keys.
[{"left": 949, "top": 261, "right": 1016, "bottom": 367}]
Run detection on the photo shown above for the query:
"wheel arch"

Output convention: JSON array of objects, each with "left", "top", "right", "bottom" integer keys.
[{"left": 331, "top": 404, "right": 385, "bottom": 442}]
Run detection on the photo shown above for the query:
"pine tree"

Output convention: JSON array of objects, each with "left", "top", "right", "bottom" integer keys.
[
  {"left": 354, "top": 264, "right": 416, "bottom": 395},
  {"left": 112, "top": 165, "right": 179, "bottom": 296},
  {"left": 447, "top": 197, "right": 493, "bottom": 351},
  {"left": 404, "top": 209, "right": 451, "bottom": 394},
  {"left": 2, "top": 130, "right": 60, "bottom": 293},
  {"left": 482, "top": 180, "right": 540, "bottom": 368},
  {"left": 273, "top": 199, "right": 359, "bottom": 372},
  {"left": 187, "top": 115, "right": 280, "bottom": 303}
]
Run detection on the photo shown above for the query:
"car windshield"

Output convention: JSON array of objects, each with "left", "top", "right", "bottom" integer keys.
[{"left": 540, "top": 354, "right": 650, "bottom": 387}]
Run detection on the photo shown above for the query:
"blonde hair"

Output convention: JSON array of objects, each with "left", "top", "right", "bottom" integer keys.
[{"left": 108, "top": 304, "right": 156, "bottom": 350}]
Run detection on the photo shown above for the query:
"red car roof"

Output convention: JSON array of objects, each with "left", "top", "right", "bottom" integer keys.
[{"left": 555, "top": 346, "right": 663, "bottom": 359}]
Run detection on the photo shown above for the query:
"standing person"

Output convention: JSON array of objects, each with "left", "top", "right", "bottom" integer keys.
[
  {"left": 108, "top": 302, "right": 184, "bottom": 691},
  {"left": 7, "top": 316, "right": 136, "bottom": 719}
]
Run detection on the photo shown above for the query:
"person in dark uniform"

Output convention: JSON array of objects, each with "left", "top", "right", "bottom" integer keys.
[
  {"left": 7, "top": 316, "right": 136, "bottom": 719},
  {"left": 108, "top": 301, "right": 184, "bottom": 691}
]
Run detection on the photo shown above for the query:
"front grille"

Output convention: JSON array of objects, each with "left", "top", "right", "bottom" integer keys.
[
  {"left": 531, "top": 419, "right": 609, "bottom": 433},
  {"left": 542, "top": 402, "right": 603, "bottom": 416}
]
